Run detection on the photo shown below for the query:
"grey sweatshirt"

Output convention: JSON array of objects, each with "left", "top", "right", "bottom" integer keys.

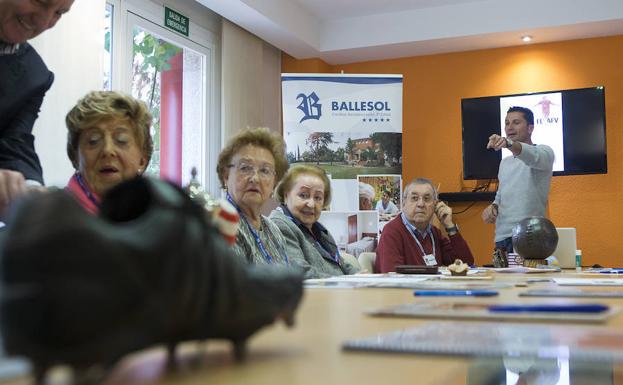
[{"left": 494, "top": 143, "right": 555, "bottom": 242}]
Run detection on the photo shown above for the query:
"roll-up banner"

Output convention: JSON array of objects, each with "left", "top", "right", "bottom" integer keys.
[{"left": 281, "top": 73, "right": 403, "bottom": 251}]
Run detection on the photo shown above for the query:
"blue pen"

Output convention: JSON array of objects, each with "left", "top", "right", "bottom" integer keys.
[
  {"left": 413, "top": 290, "right": 498, "bottom": 297},
  {"left": 488, "top": 304, "right": 609, "bottom": 313}
]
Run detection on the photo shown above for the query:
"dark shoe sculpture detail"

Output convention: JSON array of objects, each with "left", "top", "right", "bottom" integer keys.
[{"left": 0, "top": 177, "right": 303, "bottom": 383}]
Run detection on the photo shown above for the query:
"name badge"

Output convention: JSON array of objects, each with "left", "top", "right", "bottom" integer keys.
[{"left": 423, "top": 254, "right": 437, "bottom": 266}]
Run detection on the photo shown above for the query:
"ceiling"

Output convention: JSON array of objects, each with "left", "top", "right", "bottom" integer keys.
[{"left": 196, "top": 0, "right": 623, "bottom": 65}]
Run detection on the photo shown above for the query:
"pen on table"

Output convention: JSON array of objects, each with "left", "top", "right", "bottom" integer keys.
[
  {"left": 413, "top": 290, "right": 498, "bottom": 297},
  {"left": 488, "top": 304, "right": 609, "bottom": 313}
]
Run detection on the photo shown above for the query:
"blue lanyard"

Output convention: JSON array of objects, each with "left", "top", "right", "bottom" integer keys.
[
  {"left": 226, "top": 193, "right": 288, "bottom": 265},
  {"left": 75, "top": 173, "right": 99, "bottom": 208},
  {"left": 316, "top": 240, "right": 341, "bottom": 264},
  {"left": 400, "top": 213, "right": 435, "bottom": 258},
  {"left": 282, "top": 208, "right": 340, "bottom": 264}
]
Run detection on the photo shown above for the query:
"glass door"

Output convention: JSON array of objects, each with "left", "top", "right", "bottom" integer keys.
[{"left": 125, "top": 11, "right": 212, "bottom": 187}]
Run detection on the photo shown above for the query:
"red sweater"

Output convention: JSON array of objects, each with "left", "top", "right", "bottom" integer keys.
[{"left": 375, "top": 215, "right": 474, "bottom": 273}]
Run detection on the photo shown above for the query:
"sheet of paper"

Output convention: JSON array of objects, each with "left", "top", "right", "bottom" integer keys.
[
  {"left": 368, "top": 301, "right": 618, "bottom": 323},
  {"left": 486, "top": 267, "right": 561, "bottom": 274},
  {"left": 520, "top": 289, "right": 623, "bottom": 298},
  {"left": 554, "top": 278, "right": 623, "bottom": 286},
  {"left": 343, "top": 321, "right": 623, "bottom": 362},
  {"left": 304, "top": 275, "right": 431, "bottom": 289},
  {"left": 407, "top": 281, "right": 512, "bottom": 290}
]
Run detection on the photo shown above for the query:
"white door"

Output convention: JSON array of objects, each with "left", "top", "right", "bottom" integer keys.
[{"left": 107, "top": 0, "right": 220, "bottom": 193}]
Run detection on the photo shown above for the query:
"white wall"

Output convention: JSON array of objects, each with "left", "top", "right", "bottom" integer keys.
[
  {"left": 318, "top": 212, "right": 350, "bottom": 245},
  {"left": 221, "top": 19, "right": 281, "bottom": 142},
  {"left": 30, "top": 0, "right": 105, "bottom": 187},
  {"left": 358, "top": 211, "right": 379, "bottom": 236}
]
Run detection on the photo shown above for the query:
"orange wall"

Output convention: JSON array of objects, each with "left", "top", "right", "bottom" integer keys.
[{"left": 282, "top": 35, "right": 623, "bottom": 266}]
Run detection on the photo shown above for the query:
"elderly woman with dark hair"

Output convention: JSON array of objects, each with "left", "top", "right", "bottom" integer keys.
[
  {"left": 270, "top": 165, "right": 360, "bottom": 278},
  {"left": 65, "top": 91, "right": 153, "bottom": 213},
  {"left": 217, "top": 127, "right": 290, "bottom": 265}
]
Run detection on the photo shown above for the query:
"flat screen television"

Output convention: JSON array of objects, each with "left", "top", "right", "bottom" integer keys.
[{"left": 461, "top": 86, "right": 607, "bottom": 180}]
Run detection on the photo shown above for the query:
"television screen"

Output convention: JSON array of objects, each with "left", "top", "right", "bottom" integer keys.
[{"left": 461, "top": 86, "right": 607, "bottom": 180}]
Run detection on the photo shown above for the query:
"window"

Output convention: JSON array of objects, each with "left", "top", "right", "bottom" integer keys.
[
  {"left": 103, "top": 2, "right": 113, "bottom": 90},
  {"left": 130, "top": 26, "right": 205, "bottom": 180}
]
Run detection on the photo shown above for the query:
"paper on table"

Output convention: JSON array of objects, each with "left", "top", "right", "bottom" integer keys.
[
  {"left": 343, "top": 321, "right": 623, "bottom": 362},
  {"left": 520, "top": 289, "right": 623, "bottom": 298},
  {"left": 554, "top": 278, "right": 623, "bottom": 286},
  {"left": 486, "top": 266, "right": 561, "bottom": 274},
  {"left": 440, "top": 275, "right": 493, "bottom": 280},
  {"left": 408, "top": 281, "right": 512, "bottom": 290},
  {"left": 368, "top": 301, "right": 618, "bottom": 323},
  {"left": 304, "top": 275, "right": 431, "bottom": 288}
]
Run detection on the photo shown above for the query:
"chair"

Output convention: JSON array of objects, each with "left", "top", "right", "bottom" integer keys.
[
  {"left": 358, "top": 252, "right": 376, "bottom": 273},
  {"left": 341, "top": 252, "right": 361, "bottom": 271}
]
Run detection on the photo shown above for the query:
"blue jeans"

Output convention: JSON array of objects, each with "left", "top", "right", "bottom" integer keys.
[{"left": 495, "top": 237, "right": 513, "bottom": 253}]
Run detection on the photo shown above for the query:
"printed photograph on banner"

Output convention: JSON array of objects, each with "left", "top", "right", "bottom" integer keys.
[
  {"left": 284, "top": 131, "right": 402, "bottom": 179},
  {"left": 357, "top": 175, "right": 402, "bottom": 232},
  {"left": 499, "top": 92, "right": 564, "bottom": 172},
  {"left": 318, "top": 211, "right": 379, "bottom": 257}
]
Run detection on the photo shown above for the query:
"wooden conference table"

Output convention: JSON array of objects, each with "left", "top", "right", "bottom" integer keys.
[{"left": 4, "top": 270, "right": 623, "bottom": 385}]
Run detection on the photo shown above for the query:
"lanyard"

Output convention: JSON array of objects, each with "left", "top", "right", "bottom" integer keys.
[
  {"left": 226, "top": 193, "right": 288, "bottom": 265},
  {"left": 400, "top": 213, "right": 435, "bottom": 258},
  {"left": 282, "top": 208, "right": 340, "bottom": 264},
  {"left": 75, "top": 173, "right": 99, "bottom": 208},
  {"left": 316, "top": 240, "right": 341, "bottom": 264}
]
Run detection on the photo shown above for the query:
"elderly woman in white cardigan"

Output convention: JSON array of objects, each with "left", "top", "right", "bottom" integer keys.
[{"left": 269, "top": 165, "right": 360, "bottom": 278}]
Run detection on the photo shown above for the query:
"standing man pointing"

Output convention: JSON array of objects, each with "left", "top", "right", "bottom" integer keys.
[{"left": 481, "top": 106, "right": 555, "bottom": 252}]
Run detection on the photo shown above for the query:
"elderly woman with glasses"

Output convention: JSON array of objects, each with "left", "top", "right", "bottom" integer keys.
[
  {"left": 269, "top": 165, "right": 360, "bottom": 278},
  {"left": 216, "top": 127, "right": 290, "bottom": 265}
]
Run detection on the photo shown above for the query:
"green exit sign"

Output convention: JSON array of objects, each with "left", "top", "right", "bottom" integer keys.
[{"left": 164, "top": 7, "right": 189, "bottom": 36}]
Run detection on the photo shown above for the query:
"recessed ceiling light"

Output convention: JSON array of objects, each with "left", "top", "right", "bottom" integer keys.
[{"left": 521, "top": 35, "right": 533, "bottom": 42}]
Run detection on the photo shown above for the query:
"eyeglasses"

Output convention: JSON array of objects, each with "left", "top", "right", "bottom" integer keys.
[
  {"left": 229, "top": 162, "right": 276, "bottom": 180},
  {"left": 408, "top": 194, "right": 434, "bottom": 204}
]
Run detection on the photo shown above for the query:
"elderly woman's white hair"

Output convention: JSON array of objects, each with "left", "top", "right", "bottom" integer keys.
[{"left": 359, "top": 182, "right": 375, "bottom": 200}]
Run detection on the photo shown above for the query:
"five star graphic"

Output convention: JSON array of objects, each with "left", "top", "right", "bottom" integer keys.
[{"left": 362, "top": 118, "right": 391, "bottom": 122}]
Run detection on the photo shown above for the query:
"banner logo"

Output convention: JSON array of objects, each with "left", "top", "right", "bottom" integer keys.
[{"left": 297, "top": 92, "right": 322, "bottom": 123}]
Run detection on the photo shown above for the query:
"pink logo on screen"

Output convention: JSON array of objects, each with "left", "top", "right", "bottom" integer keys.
[
  {"left": 534, "top": 96, "right": 560, "bottom": 125},
  {"left": 536, "top": 96, "right": 556, "bottom": 118}
]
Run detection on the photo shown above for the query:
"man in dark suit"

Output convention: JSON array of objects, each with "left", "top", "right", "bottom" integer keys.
[{"left": 0, "top": 0, "right": 74, "bottom": 215}]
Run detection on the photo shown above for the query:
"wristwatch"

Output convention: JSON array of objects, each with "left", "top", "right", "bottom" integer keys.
[
  {"left": 505, "top": 137, "right": 514, "bottom": 149},
  {"left": 445, "top": 224, "right": 459, "bottom": 235}
]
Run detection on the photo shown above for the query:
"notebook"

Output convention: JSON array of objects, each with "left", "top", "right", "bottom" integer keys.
[
  {"left": 343, "top": 321, "right": 623, "bottom": 362},
  {"left": 552, "top": 228, "right": 577, "bottom": 268}
]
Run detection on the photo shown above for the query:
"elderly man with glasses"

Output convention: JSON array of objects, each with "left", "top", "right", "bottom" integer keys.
[{"left": 375, "top": 177, "right": 474, "bottom": 273}]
